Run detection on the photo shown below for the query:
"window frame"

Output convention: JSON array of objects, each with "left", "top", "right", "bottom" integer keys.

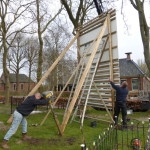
[{"left": 132, "top": 78, "right": 139, "bottom": 90}]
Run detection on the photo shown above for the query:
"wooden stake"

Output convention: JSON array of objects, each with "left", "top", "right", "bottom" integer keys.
[
  {"left": 49, "top": 104, "right": 63, "bottom": 136},
  {"left": 61, "top": 17, "right": 108, "bottom": 133},
  {"left": 27, "top": 33, "right": 79, "bottom": 97}
]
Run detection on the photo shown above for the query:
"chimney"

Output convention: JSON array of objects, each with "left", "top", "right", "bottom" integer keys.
[{"left": 125, "top": 52, "right": 132, "bottom": 60}]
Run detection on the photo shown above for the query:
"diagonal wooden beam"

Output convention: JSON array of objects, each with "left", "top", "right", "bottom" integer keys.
[
  {"left": 40, "top": 37, "right": 94, "bottom": 126},
  {"left": 61, "top": 17, "right": 108, "bottom": 133},
  {"left": 27, "top": 32, "right": 79, "bottom": 97},
  {"left": 40, "top": 27, "right": 106, "bottom": 126},
  {"left": 107, "top": 13, "right": 115, "bottom": 115}
]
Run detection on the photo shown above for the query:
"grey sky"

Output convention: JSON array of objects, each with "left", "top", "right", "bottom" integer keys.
[
  {"left": 0, "top": 1, "right": 149, "bottom": 76},
  {"left": 115, "top": 0, "right": 149, "bottom": 62}
]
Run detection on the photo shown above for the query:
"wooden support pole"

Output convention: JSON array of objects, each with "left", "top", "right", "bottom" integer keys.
[
  {"left": 80, "top": 37, "right": 109, "bottom": 127},
  {"left": 107, "top": 13, "right": 115, "bottom": 115},
  {"left": 61, "top": 17, "right": 108, "bottom": 133},
  {"left": 27, "top": 33, "right": 79, "bottom": 97},
  {"left": 77, "top": 33, "right": 81, "bottom": 62},
  {"left": 49, "top": 104, "right": 63, "bottom": 136},
  {"left": 40, "top": 29, "right": 103, "bottom": 126},
  {"left": 40, "top": 47, "right": 88, "bottom": 126},
  {"left": 93, "top": 81, "right": 114, "bottom": 123}
]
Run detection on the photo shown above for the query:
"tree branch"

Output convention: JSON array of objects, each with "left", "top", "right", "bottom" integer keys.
[
  {"left": 41, "top": 7, "right": 62, "bottom": 34},
  {"left": 130, "top": 0, "right": 138, "bottom": 10},
  {"left": 61, "top": 0, "right": 77, "bottom": 28}
]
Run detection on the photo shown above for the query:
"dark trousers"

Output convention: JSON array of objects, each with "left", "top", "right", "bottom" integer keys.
[{"left": 114, "top": 101, "right": 127, "bottom": 126}]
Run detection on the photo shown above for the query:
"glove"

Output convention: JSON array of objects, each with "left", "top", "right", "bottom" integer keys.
[{"left": 48, "top": 96, "right": 54, "bottom": 104}]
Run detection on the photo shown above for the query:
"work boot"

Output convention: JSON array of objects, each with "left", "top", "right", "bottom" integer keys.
[
  {"left": 1, "top": 139, "right": 10, "bottom": 149},
  {"left": 22, "top": 133, "right": 32, "bottom": 140}
]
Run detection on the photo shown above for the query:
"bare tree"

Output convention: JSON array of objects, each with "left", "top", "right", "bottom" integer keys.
[
  {"left": 43, "top": 24, "right": 73, "bottom": 90},
  {"left": 7, "top": 33, "right": 27, "bottom": 92},
  {"left": 33, "top": 0, "right": 62, "bottom": 92},
  {"left": 25, "top": 37, "right": 39, "bottom": 92},
  {"left": 137, "top": 59, "right": 150, "bottom": 77},
  {"left": 0, "top": 0, "right": 35, "bottom": 103},
  {"left": 60, "top": 0, "right": 94, "bottom": 32},
  {"left": 129, "top": 0, "right": 150, "bottom": 72}
]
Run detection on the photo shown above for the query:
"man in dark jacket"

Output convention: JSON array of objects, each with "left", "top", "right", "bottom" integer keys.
[
  {"left": 109, "top": 79, "right": 129, "bottom": 127},
  {"left": 2, "top": 93, "right": 51, "bottom": 149}
]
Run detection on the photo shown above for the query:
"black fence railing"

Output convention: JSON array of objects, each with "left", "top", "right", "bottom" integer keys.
[{"left": 81, "top": 119, "right": 150, "bottom": 150}]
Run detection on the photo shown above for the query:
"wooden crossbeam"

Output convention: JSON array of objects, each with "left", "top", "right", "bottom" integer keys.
[
  {"left": 27, "top": 33, "right": 79, "bottom": 97},
  {"left": 61, "top": 17, "right": 108, "bottom": 134}
]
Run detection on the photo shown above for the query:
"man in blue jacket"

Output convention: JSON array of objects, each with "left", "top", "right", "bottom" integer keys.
[
  {"left": 109, "top": 79, "right": 129, "bottom": 127},
  {"left": 2, "top": 93, "right": 51, "bottom": 149}
]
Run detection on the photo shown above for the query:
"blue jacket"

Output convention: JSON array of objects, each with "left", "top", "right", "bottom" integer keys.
[
  {"left": 110, "top": 82, "right": 128, "bottom": 102},
  {"left": 17, "top": 95, "right": 49, "bottom": 116}
]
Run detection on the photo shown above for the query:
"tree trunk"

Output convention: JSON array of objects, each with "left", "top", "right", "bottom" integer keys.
[
  {"left": 3, "top": 47, "right": 10, "bottom": 104},
  {"left": 36, "top": 0, "right": 43, "bottom": 92},
  {"left": 130, "top": 0, "right": 150, "bottom": 71},
  {"left": 137, "top": 3, "right": 150, "bottom": 71},
  {"left": 2, "top": 16, "right": 10, "bottom": 104},
  {"left": 28, "top": 64, "right": 32, "bottom": 92},
  {"left": 16, "top": 70, "right": 19, "bottom": 93}
]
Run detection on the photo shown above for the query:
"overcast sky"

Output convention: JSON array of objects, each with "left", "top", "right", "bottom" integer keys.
[
  {"left": 115, "top": 0, "right": 149, "bottom": 62},
  {"left": 0, "top": 1, "right": 149, "bottom": 76}
]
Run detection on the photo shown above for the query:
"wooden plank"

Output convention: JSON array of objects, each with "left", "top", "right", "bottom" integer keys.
[
  {"left": 27, "top": 33, "right": 79, "bottom": 97},
  {"left": 80, "top": 31, "right": 116, "bottom": 47},
  {"left": 80, "top": 17, "right": 116, "bottom": 36},
  {"left": 80, "top": 37, "right": 108, "bottom": 126},
  {"left": 85, "top": 116, "right": 111, "bottom": 123},
  {"left": 40, "top": 32, "right": 97, "bottom": 126},
  {"left": 83, "top": 89, "right": 111, "bottom": 92},
  {"left": 107, "top": 13, "right": 115, "bottom": 114},
  {"left": 89, "top": 81, "right": 114, "bottom": 122},
  {"left": 82, "top": 93, "right": 112, "bottom": 98},
  {"left": 86, "top": 46, "right": 118, "bottom": 56},
  {"left": 94, "top": 73, "right": 120, "bottom": 78},
  {"left": 77, "top": 9, "right": 114, "bottom": 30},
  {"left": 77, "top": 34, "right": 81, "bottom": 61},
  {"left": 78, "top": 9, "right": 115, "bottom": 31},
  {"left": 81, "top": 97, "right": 112, "bottom": 102},
  {"left": 61, "top": 17, "right": 108, "bottom": 133}
]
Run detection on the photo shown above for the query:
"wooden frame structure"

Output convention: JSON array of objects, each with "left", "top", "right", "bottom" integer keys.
[{"left": 28, "top": 9, "right": 120, "bottom": 135}]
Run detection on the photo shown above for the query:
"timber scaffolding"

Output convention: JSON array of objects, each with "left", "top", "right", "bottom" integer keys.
[{"left": 27, "top": 9, "right": 120, "bottom": 135}]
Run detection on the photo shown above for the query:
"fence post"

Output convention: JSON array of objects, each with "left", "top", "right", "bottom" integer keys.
[
  {"left": 80, "top": 144, "right": 86, "bottom": 150},
  {"left": 146, "top": 118, "right": 150, "bottom": 150}
]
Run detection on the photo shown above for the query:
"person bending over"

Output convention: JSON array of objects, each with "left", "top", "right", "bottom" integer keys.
[{"left": 2, "top": 93, "right": 51, "bottom": 149}]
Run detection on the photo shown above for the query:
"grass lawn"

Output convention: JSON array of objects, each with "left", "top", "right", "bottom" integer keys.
[{"left": 0, "top": 105, "right": 150, "bottom": 150}]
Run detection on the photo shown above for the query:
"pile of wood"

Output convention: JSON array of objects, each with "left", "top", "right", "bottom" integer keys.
[{"left": 127, "top": 99, "right": 150, "bottom": 111}]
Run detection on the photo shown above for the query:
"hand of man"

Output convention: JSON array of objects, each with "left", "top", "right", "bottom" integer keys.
[{"left": 109, "top": 78, "right": 113, "bottom": 82}]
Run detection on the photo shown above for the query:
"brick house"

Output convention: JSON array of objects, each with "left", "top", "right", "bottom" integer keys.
[
  {"left": 119, "top": 52, "right": 150, "bottom": 94},
  {"left": 0, "top": 73, "right": 35, "bottom": 93}
]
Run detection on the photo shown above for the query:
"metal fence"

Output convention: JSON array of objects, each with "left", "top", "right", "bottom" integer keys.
[{"left": 81, "top": 119, "right": 150, "bottom": 150}]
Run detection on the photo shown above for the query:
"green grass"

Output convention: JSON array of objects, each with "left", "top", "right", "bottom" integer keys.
[
  {"left": 0, "top": 105, "right": 108, "bottom": 150},
  {"left": 0, "top": 105, "right": 150, "bottom": 150}
]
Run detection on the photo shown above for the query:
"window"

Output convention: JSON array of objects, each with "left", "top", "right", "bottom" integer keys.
[
  {"left": 132, "top": 79, "right": 139, "bottom": 90},
  {"left": 21, "top": 84, "right": 24, "bottom": 90},
  {"left": 13, "top": 84, "right": 16, "bottom": 91}
]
